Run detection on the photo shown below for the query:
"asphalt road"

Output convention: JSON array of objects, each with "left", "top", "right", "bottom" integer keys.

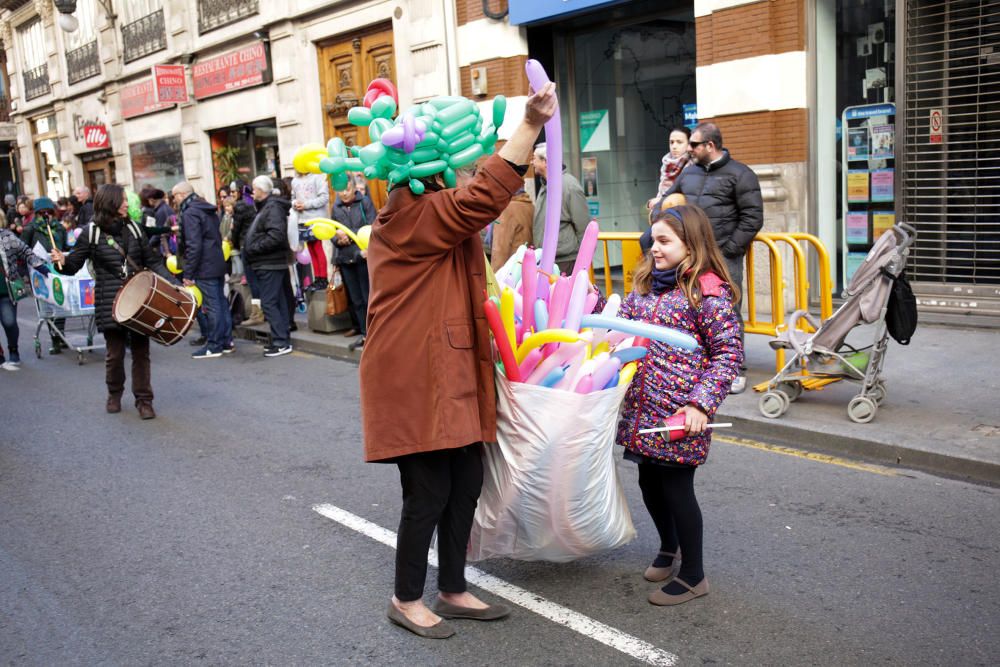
[{"left": 2, "top": 331, "right": 998, "bottom": 666}]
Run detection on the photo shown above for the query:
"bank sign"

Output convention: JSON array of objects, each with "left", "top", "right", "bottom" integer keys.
[{"left": 509, "top": 0, "right": 631, "bottom": 25}]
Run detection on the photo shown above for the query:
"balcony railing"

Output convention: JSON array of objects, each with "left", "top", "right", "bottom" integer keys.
[
  {"left": 198, "top": 0, "right": 258, "bottom": 34},
  {"left": 66, "top": 40, "right": 100, "bottom": 85},
  {"left": 23, "top": 63, "right": 50, "bottom": 101},
  {"left": 122, "top": 9, "right": 167, "bottom": 64}
]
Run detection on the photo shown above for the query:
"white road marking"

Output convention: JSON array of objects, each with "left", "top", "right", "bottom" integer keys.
[{"left": 313, "top": 503, "right": 678, "bottom": 666}]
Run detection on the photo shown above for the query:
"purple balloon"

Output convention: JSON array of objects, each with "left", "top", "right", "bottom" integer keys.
[{"left": 525, "top": 59, "right": 562, "bottom": 273}]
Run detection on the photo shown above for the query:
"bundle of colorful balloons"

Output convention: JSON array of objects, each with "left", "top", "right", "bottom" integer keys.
[
  {"left": 483, "top": 60, "right": 699, "bottom": 392},
  {"left": 292, "top": 78, "right": 505, "bottom": 196}
]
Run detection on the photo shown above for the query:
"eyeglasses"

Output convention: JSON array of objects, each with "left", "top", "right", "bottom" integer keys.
[{"left": 688, "top": 140, "right": 707, "bottom": 149}]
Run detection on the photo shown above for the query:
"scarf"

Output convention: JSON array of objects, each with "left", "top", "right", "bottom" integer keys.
[{"left": 651, "top": 266, "right": 678, "bottom": 294}]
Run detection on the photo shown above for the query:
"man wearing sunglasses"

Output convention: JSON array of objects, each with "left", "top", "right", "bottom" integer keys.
[{"left": 666, "top": 122, "right": 763, "bottom": 394}]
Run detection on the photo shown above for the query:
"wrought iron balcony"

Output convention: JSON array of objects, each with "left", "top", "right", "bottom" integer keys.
[
  {"left": 122, "top": 9, "right": 167, "bottom": 64},
  {"left": 198, "top": 0, "right": 259, "bottom": 34},
  {"left": 23, "top": 63, "right": 50, "bottom": 101},
  {"left": 66, "top": 40, "right": 100, "bottom": 85}
]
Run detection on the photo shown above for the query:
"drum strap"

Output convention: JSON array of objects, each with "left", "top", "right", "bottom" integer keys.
[{"left": 92, "top": 222, "right": 145, "bottom": 278}]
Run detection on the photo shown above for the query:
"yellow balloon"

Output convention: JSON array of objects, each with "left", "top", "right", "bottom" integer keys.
[
  {"left": 310, "top": 221, "right": 335, "bottom": 241},
  {"left": 222, "top": 239, "right": 232, "bottom": 261},
  {"left": 619, "top": 361, "right": 638, "bottom": 387},
  {"left": 184, "top": 285, "right": 203, "bottom": 307},
  {"left": 307, "top": 217, "right": 364, "bottom": 248},
  {"left": 166, "top": 255, "right": 181, "bottom": 274},
  {"left": 515, "top": 328, "right": 581, "bottom": 365},
  {"left": 293, "top": 143, "right": 328, "bottom": 174},
  {"left": 356, "top": 225, "right": 372, "bottom": 250},
  {"left": 499, "top": 287, "right": 516, "bottom": 353}
]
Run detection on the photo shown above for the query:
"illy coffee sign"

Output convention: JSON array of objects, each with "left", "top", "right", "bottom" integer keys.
[{"left": 84, "top": 124, "right": 109, "bottom": 149}]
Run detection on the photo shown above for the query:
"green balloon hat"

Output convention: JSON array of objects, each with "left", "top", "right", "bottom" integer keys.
[{"left": 293, "top": 79, "right": 506, "bottom": 195}]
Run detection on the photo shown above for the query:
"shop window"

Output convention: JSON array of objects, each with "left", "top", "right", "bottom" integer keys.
[
  {"left": 33, "top": 114, "right": 68, "bottom": 199},
  {"left": 553, "top": 7, "right": 696, "bottom": 267},
  {"left": 129, "top": 135, "right": 184, "bottom": 194},
  {"left": 210, "top": 121, "right": 279, "bottom": 192}
]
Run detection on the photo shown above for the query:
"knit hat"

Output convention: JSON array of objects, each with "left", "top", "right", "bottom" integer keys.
[{"left": 33, "top": 197, "right": 56, "bottom": 212}]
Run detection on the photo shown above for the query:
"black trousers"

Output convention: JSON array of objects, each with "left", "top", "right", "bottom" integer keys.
[
  {"left": 255, "top": 268, "right": 290, "bottom": 347},
  {"left": 394, "top": 444, "right": 484, "bottom": 602},
  {"left": 339, "top": 261, "right": 369, "bottom": 336},
  {"left": 104, "top": 327, "right": 152, "bottom": 404},
  {"left": 637, "top": 463, "right": 704, "bottom": 582}
]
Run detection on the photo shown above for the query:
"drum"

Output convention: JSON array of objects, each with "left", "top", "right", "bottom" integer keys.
[{"left": 112, "top": 271, "right": 196, "bottom": 346}]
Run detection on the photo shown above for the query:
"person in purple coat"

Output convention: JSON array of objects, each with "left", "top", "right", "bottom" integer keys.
[{"left": 616, "top": 202, "right": 744, "bottom": 606}]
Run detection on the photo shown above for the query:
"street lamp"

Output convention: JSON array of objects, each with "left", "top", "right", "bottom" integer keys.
[{"left": 53, "top": 0, "right": 79, "bottom": 32}]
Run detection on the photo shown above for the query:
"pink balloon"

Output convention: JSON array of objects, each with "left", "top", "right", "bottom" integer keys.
[
  {"left": 562, "top": 270, "right": 590, "bottom": 332},
  {"left": 571, "top": 220, "right": 600, "bottom": 276},
  {"left": 583, "top": 290, "right": 599, "bottom": 316},
  {"left": 525, "top": 341, "right": 583, "bottom": 384},
  {"left": 518, "top": 348, "right": 544, "bottom": 378},
  {"left": 525, "top": 60, "right": 562, "bottom": 272},
  {"left": 73, "top": 228, "right": 83, "bottom": 239},
  {"left": 521, "top": 247, "right": 537, "bottom": 341},
  {"left": 547, "top": 276, "right": 571, "bottom": 329},
  {"left": 573, "top": 375, "right": 594, "bottom": 394},
  {"left": 296, "top": 248, "right": 311, "bottom": 264}
]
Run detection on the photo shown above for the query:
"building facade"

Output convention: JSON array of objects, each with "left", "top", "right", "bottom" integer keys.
[{"left": 1, "top": 0, "right": 996, "bottom": 321}]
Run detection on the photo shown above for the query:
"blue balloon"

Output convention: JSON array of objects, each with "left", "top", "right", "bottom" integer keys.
[
  {"left": 540, "top": 367, "right": 566, "bottom": 388},
  {"left": 610, "top": 346, "right": 648, "bottom": 363},
  {"left": 580, "top": 315, "right": 699, "bottom": 351},
  {"left": 533, "top": 298, "right": 549, "bottom": 332}
]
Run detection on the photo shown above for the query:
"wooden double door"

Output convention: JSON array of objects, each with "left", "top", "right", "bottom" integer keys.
[{"left": 317, "top": 25, "right": 395, "bottom": 210}]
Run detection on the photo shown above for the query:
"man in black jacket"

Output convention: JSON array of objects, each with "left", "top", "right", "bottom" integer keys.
[
  {"left": 243, "top": 176, "right": 293, "bottom": 357},
  {"left": 73, "top": 185, "right": 94, "bottom": 229},
  {"left": 667, "top": 122, "right": 763, "bottom": 393},
  {"left": 172, "top": 181, "right": 232, "bottom": 359}
]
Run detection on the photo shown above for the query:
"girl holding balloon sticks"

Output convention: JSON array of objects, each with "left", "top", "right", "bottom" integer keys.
[{"left": 615, "top": 202, "right": 744, "bottom": 606}]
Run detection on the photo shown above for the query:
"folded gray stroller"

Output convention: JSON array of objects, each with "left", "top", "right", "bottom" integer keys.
[{"left": 759, "top": 222, "right": 917, "bottom": 423}]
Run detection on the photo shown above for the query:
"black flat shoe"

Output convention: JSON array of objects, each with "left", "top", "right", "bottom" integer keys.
[
  {"left": 431, "top": 598, "right": 511, "bottom": 621},
  {"left": 387, "top": 603, "right": 455, "bottom": 639}
]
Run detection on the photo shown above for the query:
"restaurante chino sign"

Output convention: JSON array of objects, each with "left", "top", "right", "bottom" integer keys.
[
  {"left": 121, "top": 78, "right": 175, "bottom": 119},
  {"left": 192, "top": 42, "right": 271, "bottom": 100}
]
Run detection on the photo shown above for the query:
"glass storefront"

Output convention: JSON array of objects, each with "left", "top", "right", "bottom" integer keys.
[
  {"left": 129, "top": 135, "right": 185, "bottom": 193},
  {"left": 549, "top": 4, "right": 696, "bottom": 266},
  {"left": 209, "top": 120, "right": 279, "bottom": 192}
]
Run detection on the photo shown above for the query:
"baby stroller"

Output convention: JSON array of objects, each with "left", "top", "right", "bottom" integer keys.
[{"left": 758, "top": 222, "right": 916, "bottom": 423}]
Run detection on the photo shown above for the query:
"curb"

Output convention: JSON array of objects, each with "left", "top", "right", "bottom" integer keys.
[
  {"left": 717, "top": 412, "right": 1000, "bottom": 487},
  {"left": 239, "top": 322, "right": 998, "bottom": 487}
]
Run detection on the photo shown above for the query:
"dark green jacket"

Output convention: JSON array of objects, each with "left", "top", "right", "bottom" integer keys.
[{"left": 22, "top": 215, "right": 67, "bottom": 253}]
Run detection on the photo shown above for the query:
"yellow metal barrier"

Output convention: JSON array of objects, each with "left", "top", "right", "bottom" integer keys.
[{"left": 593, "top": 231, "right": 833, "bottom": 374}]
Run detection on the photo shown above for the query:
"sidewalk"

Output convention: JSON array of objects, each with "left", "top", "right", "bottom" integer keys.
[{"left": 239, "top": 314, "right": 1000, "bottom": 486}]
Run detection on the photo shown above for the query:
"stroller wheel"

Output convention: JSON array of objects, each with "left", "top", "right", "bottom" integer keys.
[
  {"left": 759, "top": 390, "right": 790, "bottom": 419},
  {"left": 847, "top": 395, "right": 878, "bottom": 424},
  {"left": 869, "top": 381, "right": 887, "bottom": 406},
  {"left": 777, "top": 382, "right": 803, "bottom": 402}
]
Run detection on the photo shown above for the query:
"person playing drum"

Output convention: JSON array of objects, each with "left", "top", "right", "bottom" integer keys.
[{"left": 51, "top": 184, "right": 178, "bottom": 420}]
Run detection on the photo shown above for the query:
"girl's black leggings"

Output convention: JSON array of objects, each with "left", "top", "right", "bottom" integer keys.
[{"left": 637, "top": 462, "right": 704, "bottom": 582}]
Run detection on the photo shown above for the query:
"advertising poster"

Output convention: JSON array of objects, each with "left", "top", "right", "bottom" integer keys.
[
  {"left": 871, "top": 169, "right": 894, "bottom": 202},
  {"left": 871, "top": 124, "right": 894, "bottom": 158},
  {"left": 846, "top": 212, "right": 869, "bottom": 245},
  {"left": 848, "top": 127, "right": 869, "bottom": 159},
  {"left": 29, "top": 266, "right": 95, "bottom": 312},
  {"left": 846, "top": 252, "right": 868, "bottom": 284},
  {"left": 579, "top": 110, "right": 610, "bottom": 152},
  {"left": 873, "top": 211, "right": 895, "bottom": 239},
  {"left": 847, "top": 170, "right": 870, "bottom": 203}
]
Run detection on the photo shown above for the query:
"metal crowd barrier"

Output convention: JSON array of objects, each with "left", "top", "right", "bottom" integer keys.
[{"left": 592, "top": 231, "right": 833, "bottom": 373}]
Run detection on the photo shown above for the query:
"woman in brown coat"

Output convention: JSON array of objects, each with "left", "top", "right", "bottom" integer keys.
[{"left": 360, "top": 83, "right": 557, "bottom": 638}]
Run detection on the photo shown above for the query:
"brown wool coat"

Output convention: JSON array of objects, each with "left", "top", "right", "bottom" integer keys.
[
  {"left": 361, "top": 154, "right": 524, "bottom": 462},
  {"left": 490, "top": 191, "right": 534, "bottom": 272}
]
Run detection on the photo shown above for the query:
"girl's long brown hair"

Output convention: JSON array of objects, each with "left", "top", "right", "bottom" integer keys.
[{"left": 632, "top": 203, "right": 740, "bottom": 309}]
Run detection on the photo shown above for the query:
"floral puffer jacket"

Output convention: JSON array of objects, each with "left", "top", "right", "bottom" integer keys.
[{"left": 615, "top": 273, "right": 743, "bottom": 466}]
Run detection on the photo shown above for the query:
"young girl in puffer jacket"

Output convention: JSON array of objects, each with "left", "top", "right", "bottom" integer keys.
[{"left": 616, "top": 203, "right": 744, "bottom": 606}]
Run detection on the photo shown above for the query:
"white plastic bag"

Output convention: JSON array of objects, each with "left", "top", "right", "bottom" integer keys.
[
  {"left": 287, "top": 208, "right": 301, "bottom": 252},
  {"left": 468, "top": 375, "right": 636, "bottom": 562}
]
